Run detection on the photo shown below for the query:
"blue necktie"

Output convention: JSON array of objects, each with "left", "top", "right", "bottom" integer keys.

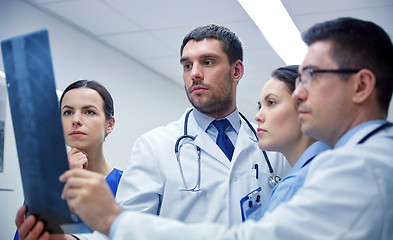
[{"left": 212, "top": 119, "right": 234, "bottom": 160}]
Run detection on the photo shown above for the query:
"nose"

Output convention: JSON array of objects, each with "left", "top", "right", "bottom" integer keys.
[
  {"left": 191, "top": 63, "right": 203, "bottom": 81},
  {"left": 254, "top": 107, "right": 265, "bottom": 124},
  {"left": 72, "top": 113, "right": 83, "bottom": 127},
  {"left": 292, "top": 84, "right": 308, "bottom": 105}
]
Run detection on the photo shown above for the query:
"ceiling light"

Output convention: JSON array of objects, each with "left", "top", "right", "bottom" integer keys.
[{"left": 238, "top": 0, "right": 307, "bottom": 65}]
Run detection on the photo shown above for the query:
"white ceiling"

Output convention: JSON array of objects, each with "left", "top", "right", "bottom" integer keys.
[{"left": 25, "top": 0, "right": 393, "bottom": 118}]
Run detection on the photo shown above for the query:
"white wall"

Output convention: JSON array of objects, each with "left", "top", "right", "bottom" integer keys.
[{"left": 0, "top": 0, "right": 190, "bottom": 238}]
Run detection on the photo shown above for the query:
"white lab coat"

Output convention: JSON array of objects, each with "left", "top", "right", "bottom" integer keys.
[
  {"left": 116, "top": 109, "right": 290, "bottom": 226},
  {"left": 111, "top": 121, "right": 393, "bottom": 240}
]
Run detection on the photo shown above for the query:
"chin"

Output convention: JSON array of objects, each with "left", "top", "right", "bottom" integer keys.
[
  {"left": 301, "top": 124, "right": 313, "bottom": 137},
  {"left": 258, "top": 142, "right": 275, "bottom": 152},
  {"left": 67, "top": 142, "right": 86, "bottom": 150}
]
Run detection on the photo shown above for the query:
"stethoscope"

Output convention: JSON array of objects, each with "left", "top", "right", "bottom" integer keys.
[
  {"left": 174, "top": 109, "right": 281, "bottom": 191},
  {"left": 357, "top": 121, "right": 392, "bottom": 144}
]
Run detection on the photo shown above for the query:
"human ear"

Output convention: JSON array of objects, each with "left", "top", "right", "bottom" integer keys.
[
  {"left": 352, "top": 69, "right": 376, "bottom": 104},
  {"left": 233, "top": 60, "right": 244, "bottom": 84},
  {"left": 105, "top": 118, "right": 115, "bottom": 135}
]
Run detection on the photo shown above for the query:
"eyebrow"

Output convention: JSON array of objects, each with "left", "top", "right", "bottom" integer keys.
[
  {"left": 62, "top": 105, "right": 99, "bottom": 110},
  {"left": 62, "top": 105, "right": 73, "bottom": 110},
  {"left": 264, "top": 93, "right": 278, "bottom": 101},
  {"left": 300, "top": 65, "right": 317, "bottom": 73},
  {"left": 257, "top": 93, "right": 278, "bottom": 107},
  {"left": 180, "top": 53, "right": 221, "bottom": 64},
  {"left": 180, "top": 57, "right": 188, "bottom": 64}
]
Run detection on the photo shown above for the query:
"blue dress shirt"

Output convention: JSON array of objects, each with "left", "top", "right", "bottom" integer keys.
[
  {"left": 260, "top": 141, "right": 330, "bottom": 216},
  {"left": 192, "top": 108, "right": 241, "bottom": 146},
  {"left": 334, "top": 119, "right": 387, "bottom": 148}
]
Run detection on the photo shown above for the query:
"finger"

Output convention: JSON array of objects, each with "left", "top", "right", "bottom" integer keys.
[
  {"left": 68, "top": 149, "right": 88, "bottom": 169},
  {"left": 82, "top": 161, "right": 88, "bottom": 169},
  {"left": 69, "top": 151, "right": 87, "bottom": 159},
  {"left": 62, "top": 181, "right": 83, "bottom": 201},
  {"left": 69, "top": 157, "right": 88, "bottom": 169},
  {"left": 61, "top": 180, "right": 90, "bottom": 214},
  {"left": 18, "top": 215, "right": 37, "bottom": 239},
  {"left": 15, "top": 205, "right": 27, "bottom": 228},
  {"left": 61, "top": 170, "right": 95, "bottom": 199},
  {"left": 60, "top": 169, "right": 105, "bottom": 200},
  {"left": 61, "top": 175, "right": 83, "bottom": 200},
  {"left": 38, "top": 231, "right": 50, "bottom": 240},
  {"left": 59, "top": 170, "right": 72, "bottom": 183},
  {"left": 27, "top": 219, "right": 46, "bottom": 240},
  {"left": 68, "top": 147, "right": 80, "bottom": 156},
  {"left": 68, "top": 147, "right": 88, "bottom": 157}
]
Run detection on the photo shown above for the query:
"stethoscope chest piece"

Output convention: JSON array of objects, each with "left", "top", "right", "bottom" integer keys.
[{"left": 268, "top": 175, "right": 281, "bottom": 188}]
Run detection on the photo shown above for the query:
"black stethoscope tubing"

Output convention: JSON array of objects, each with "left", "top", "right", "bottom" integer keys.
[
  {"left": 238, "top": 112, "right": 275, "bottom": 175},
  {"left": 357, "top": 122, "right": 392, "bottom": 144}
]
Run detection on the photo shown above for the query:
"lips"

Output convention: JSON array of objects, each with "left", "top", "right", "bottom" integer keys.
[
  {"left": 191, "top": 85, "right": 208, "bottom": 94},
  {"left": 297, "top": 108, "right": 309, "bottom": 116},
  {"left": 256, "top": 128, "right": 267, "bottom": 135},
  {"left": 70, "top": 131, "right": 86, "bottom": 137},
  {"left": 297, "top": 104, "right": 311, "bottom": 116},
  {"left": 298, "top": 109, "right": 307, "bottom": 113}
]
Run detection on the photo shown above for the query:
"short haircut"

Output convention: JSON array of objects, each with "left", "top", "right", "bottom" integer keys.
[
  {"left": 302, "top": 17, "right": 393, "bottom": 114},
  {"left": 180, "top": 24, "right": 243, "bottom": 65}
]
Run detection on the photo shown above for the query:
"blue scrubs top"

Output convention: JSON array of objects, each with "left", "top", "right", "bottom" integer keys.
[{"left": 106, "top": 168, "right": 123, "bottom": 196}]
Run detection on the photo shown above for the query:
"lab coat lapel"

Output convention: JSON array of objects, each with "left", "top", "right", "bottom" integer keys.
[
  {"left": 187, "top": 113, "right": 231, "bottom": 168},
  {"left": 231, "top": 120, "right": 256, "bottom": 164}
]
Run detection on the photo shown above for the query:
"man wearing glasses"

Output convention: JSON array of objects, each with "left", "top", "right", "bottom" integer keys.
[{"left": 24, "top": 17, "right": 393, "bottom": 240}]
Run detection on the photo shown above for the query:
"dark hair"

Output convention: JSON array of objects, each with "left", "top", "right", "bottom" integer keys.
[
  {"left": 60, "top": 80, "right": 114, "bottom": 120},
  {"left": 180, "top": 24, "right": 243, "bottom": 64},
  {"left": 271, "top": 65, "right": 299, "bottom": 93},
  {"left": 302, "top": 17, "right": 393, "bottom": 114}
]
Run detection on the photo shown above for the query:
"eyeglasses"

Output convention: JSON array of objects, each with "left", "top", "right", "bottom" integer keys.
[{"left": 296, "top": 68, "right": 360, "bottom": 87}]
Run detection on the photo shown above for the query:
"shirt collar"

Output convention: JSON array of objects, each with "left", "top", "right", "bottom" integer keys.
[
  {"left": 290, "top": 141, "right": 330, "bottom": 173},
  {"left": 334, "top": 119, "right": 388, "bottom": 149},
  {"left": 192, "top": 108, "right": 241, "bottom": 134}
]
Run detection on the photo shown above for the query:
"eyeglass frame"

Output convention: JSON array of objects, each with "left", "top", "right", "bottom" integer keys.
[{"left": 296, "top": 68, "right": 361, "bottom": 87}]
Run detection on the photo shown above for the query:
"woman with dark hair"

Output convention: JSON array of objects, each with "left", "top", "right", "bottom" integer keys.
[
  {"left": 14, "top": 80, "right": 122, "bottom": 240},
  {"left": 254, "top": 65, "right": 329, "bottom": 216},
  {"left": 59, "top": 80, "right": 122, "bottom": 195}
]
